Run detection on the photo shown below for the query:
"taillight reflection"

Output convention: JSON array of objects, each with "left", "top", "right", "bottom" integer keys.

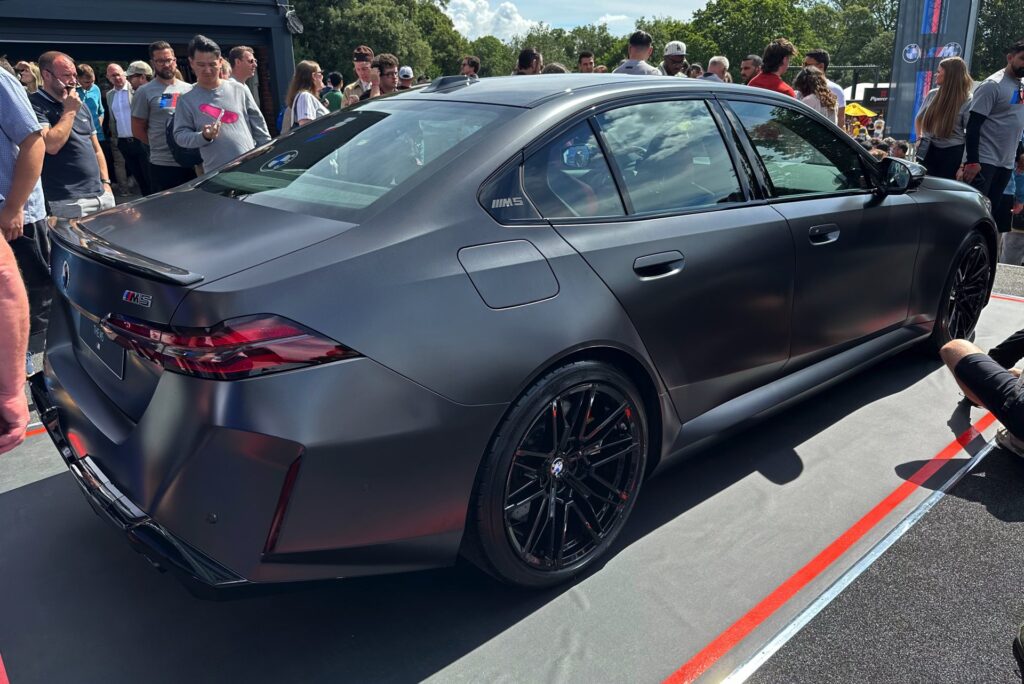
[{"left": 101, "top": 314, "right": 359, "bottom": 380}]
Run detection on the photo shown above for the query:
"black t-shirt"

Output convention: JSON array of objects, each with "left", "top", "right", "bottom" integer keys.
[{"left": 29, "top": 89, "right": 102, "bottom": 201}]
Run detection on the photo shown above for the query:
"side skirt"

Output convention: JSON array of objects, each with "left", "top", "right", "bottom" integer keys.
[{"left": 660, "top": 324, "right": 931, "bottom": 465}]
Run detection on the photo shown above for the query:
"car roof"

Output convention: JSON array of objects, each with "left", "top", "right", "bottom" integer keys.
[{"left": 402, "top": 74, "right": 795, "bottom": 109}]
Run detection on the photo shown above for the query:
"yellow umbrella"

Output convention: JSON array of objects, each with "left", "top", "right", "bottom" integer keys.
[{"left": 845, "top": 102, "right": 877, "bottom": 117}]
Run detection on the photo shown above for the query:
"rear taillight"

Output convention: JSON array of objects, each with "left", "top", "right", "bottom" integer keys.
[{"left": 101, "top": 314, "right": 359, "bottom": 380}]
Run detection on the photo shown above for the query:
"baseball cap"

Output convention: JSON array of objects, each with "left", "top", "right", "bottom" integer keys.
[
  {"left": 664, "top": 41, "right": 687, "bottom": 57},
  {"left": 127, "top": 60, "right": 153, "bottom": 77},
  {"left": 399, "top": 65, "right": 414, "bottom": 80}
]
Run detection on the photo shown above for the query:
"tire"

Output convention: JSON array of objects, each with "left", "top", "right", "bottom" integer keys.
[
  {"left": 465, "top": 360, "right": 649, "bottom": 588},
  {"left": 927, "top": 230, "right": 992, "bottom": 353}
]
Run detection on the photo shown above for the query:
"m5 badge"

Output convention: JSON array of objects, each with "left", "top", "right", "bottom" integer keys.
[{"left": 123, "top": 290, "right": 153, "bottom": 308}]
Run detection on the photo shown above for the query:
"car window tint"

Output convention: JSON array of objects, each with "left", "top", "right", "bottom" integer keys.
[
  {"left": 596, "top": 100, "right": 744, "bottom": 214},
  {"left": 196, "top": 100, "right": 512, "bottom": 222},
  {"left": 729, "top": 101, "right": 869, "bottom": 197},
  {"left": 523, "top": 121, "right": 625, "bottom": 219}
]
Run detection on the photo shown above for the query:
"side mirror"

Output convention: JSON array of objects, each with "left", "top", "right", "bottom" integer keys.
[{"left": 875, "top": 157, "right": 925, "bottom": 195}]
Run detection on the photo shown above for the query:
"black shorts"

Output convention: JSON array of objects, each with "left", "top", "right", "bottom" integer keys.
[{"left": 955, "top": 353, "right": 1024, "bottom": 435}]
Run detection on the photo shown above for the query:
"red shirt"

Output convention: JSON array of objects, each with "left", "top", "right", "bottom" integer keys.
[{"left": 748, "top": 72, "right": 796, "bottom": 98}]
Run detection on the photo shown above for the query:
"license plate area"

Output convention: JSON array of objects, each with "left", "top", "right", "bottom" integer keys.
[{"left": 78, "top": 313, "right": 125, "bottom": 379}]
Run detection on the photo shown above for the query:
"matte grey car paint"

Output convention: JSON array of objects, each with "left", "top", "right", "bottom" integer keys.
[{"left": 33, "top": 75, "right": 997, "bottom": 591}]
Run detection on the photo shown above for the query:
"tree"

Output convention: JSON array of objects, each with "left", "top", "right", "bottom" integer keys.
[
  {"left": 469, "top": 35, "right": 515, "bottom": 77},
  {"left": 691, "top": 0, "right": 817, "bottom": 73},
  {"left": 412, "top": 0, "right": 468, "bottom": 77},
  {"left": 973, "top": 0, "right": 1024, "bottom": 78}
]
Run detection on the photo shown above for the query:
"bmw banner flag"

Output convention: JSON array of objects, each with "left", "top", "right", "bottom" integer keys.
[{"left": 887, "top": 0, "right": 979, "bottom": 140}]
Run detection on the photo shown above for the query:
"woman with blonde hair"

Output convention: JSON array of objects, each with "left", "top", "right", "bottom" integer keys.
[
  {"left": 285, "top": 59, "right": 328, "bottom": 130},
  {"left": 915, "top": 56, "right": 973, "bottom": 179},
  {"left": 14, "top": 61, "right": 41, "bottom": 93},
  {"left": 794, "top": 66, "right": 837, "bottom": 124}
]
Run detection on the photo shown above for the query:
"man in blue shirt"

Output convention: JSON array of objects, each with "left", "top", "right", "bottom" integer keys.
[
  {"left": 0, "top": 58, "right": 49, "bottom": 373},
  {"left": 77, "top": 64, "right": 112, "bottom": 197}
]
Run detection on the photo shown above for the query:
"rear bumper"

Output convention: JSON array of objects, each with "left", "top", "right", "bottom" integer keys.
[
  {"left": 31, "top": 306, "right": 505, "bottom": 593},
  {"left": 29, "top": 372, "right": 250, "bottom": 598}
]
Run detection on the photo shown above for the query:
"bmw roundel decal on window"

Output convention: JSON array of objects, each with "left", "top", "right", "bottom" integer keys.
[{"left": 261, "top": 150, "right": 299, "bottom": 172}]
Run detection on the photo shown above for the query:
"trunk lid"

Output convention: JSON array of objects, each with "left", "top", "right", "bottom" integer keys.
[{"left": 48, "top": 190, "right": 354, "bottom": 421}]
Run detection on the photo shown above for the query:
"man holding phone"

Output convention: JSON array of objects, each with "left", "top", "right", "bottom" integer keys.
[
  {"left": 29, "top": 51, "right": 114, "bottom": 218},
  {"left": 173, "top": 35, "right": 270, "bottom": 173},
  {"left": 343, "top": 46, "right": 378, "bottom": 106}
]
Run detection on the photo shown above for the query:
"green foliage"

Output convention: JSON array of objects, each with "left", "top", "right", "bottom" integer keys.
[
  {"left": 973, "top": 0, "right": 1024, "bottom": 79},
  {"left": 468, "top": 35, "right": 515, "bottom": 77}
]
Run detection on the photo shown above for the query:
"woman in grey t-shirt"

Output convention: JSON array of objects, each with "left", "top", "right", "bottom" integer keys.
[{"left": 915, "top": 57, "right": 972, "bottom": 179}]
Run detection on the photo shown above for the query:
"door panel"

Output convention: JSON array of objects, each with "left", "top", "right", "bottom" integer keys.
[
  {"left": 770, "top": 194, "right": 919, "bottom": 364},
  {"left": 554, "top": 210, "right": 793, "bottom": 423},
  {"left": 727, "top": 99, "right": 920, "bottom": 365},
  {"left": 523, "top": 99, "right": 796, "bottom": 423}
]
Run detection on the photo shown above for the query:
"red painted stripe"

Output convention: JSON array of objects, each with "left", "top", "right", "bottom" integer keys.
[
  {"left": 664, "top": 412, "right": 996, "bottom": 684},
  {"left": 992, "top": 293, "right": 1024, "bottom": 304},
  {"left": 25, "top": 427, "right": 46, "bottom": 438},
  {"left": 931, "top": 0, "right": 942, "bottom": 33},
  {"left": 0, "top": 652, "right": 9, "bottom": 684}
]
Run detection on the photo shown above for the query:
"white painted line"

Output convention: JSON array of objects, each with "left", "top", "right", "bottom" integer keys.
[{"left": 722, "top": 439, "right": 997, "bottom": 683}]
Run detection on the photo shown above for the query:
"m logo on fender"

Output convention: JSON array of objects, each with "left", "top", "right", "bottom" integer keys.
[{"left": 123, "top": 290, "right": 153, "bottom": 307}]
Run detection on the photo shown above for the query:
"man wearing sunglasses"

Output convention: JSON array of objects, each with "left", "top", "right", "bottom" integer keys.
[
  {"left": 29, "top": 51, "right": 113, "bottom": 219},
  {"left": 174, "top": 35, "right": 270, "bottom": 173}
]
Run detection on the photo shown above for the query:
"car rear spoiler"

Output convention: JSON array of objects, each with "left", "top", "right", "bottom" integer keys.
[{"left": 49, "top": 218, "right": 205, "bottom": 286}]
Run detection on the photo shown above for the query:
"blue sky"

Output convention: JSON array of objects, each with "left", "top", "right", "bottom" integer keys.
[{"left": 443, "top": 0, "right": 708, "bottom": 41}]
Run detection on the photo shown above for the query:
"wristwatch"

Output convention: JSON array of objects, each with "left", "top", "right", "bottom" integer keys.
[{"left": 101, "top": 179, "right": 112, "bottom": 184}]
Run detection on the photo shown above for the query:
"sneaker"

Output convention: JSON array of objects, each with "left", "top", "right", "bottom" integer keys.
[{"left": 995, "top": 428, "right": 1024, "bottom": 458}]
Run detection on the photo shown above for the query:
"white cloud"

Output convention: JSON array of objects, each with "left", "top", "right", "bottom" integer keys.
[
  {"left": 597, "top": 14, "right": 631, "bottom": 26},
  {"left": 444, "top": 0, "right": 539, "bottom": 41}
]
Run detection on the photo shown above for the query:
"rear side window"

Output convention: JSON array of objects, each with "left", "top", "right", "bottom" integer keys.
[
  {"left": 595, "top": 100, "right": 744, "bottom": 214},
  {"left": 728, "top": 100, "right": 869, "bottom": 197},
  {"left": 197, "top": 100, "right": 511, "bottom": 221},
  {"left": 523, "top": 121, "right": 625, "bottom": 219}
]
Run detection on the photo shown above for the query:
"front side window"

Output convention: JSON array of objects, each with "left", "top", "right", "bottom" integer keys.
[
  {"left": 729, "top": 101, "right": 870, "bottom": 197},
  {"left": 595, "top": 100, "right": 744, "bottom": 214},
  {"left": 197, "top": 99, "right": 512, "bottom": 221},
  {"left": 523, "top": 121, "right": 625, "bottom": 219}
]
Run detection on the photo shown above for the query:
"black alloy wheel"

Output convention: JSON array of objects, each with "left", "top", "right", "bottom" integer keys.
[
  {"left": 931, "top": 232, "right": 992, "bottom": 349},
  {"left": 467, "top": 361, "right": 648, "bottom": 587}
]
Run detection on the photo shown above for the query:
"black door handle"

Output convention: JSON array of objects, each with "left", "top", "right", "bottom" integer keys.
[
  {"left": 808, "top": 223, "right": 840, "bottom": 245},
  {"left": 633, "top": 251, "right": 684, "bottom": 279}
]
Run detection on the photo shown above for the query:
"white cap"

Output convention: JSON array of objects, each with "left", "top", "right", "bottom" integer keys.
[
  {"left": 664, "top": 41, "right": 687, "bottom": 57},
  {"left": 398, "top": 65, "right": 414, "bottom": 80}
]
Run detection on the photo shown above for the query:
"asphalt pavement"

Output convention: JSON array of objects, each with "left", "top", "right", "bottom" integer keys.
[{"left": 3, "top": 265, "right": 1024, "bottom": 683}]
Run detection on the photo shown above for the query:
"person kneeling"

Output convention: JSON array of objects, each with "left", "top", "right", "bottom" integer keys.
[{"left": 940, "top": 338, "right": 1024, "bottom": 454}]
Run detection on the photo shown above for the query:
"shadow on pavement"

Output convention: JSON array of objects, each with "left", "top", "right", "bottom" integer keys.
[{"left": 0, "top": 349, "right": 937, "bottom": 684}]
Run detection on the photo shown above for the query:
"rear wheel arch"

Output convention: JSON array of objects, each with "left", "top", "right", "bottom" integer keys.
[
  {"left": 507, "top": 345, "right": 666, "bottom": 476},
  {"left": 459, "top": 345, "right": 667, "bottom": 574}
]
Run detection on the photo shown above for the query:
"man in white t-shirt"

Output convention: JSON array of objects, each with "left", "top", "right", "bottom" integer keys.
[
  {"left": 612, "top": 31, "right": 661, "bottom": 76},
  {"left": 804, "top": 49, "right": 846, "bottom": 128}
]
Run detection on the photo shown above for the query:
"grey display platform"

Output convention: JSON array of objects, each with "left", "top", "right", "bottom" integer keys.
[{"left": 0, "top": 297, "right": 1020, "bottom": 684}]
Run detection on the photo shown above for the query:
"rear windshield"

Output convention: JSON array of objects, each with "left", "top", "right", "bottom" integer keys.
[{"left": 196, "top": 99, "right": 512, "bottom": 221}]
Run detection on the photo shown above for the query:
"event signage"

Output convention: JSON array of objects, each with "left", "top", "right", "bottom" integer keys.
[
  {"left": 887, "top": 0, "right": 979, "bottom": 139},
  {"left": 862, "top": 87, "right": 890, "bottom": 116}
]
